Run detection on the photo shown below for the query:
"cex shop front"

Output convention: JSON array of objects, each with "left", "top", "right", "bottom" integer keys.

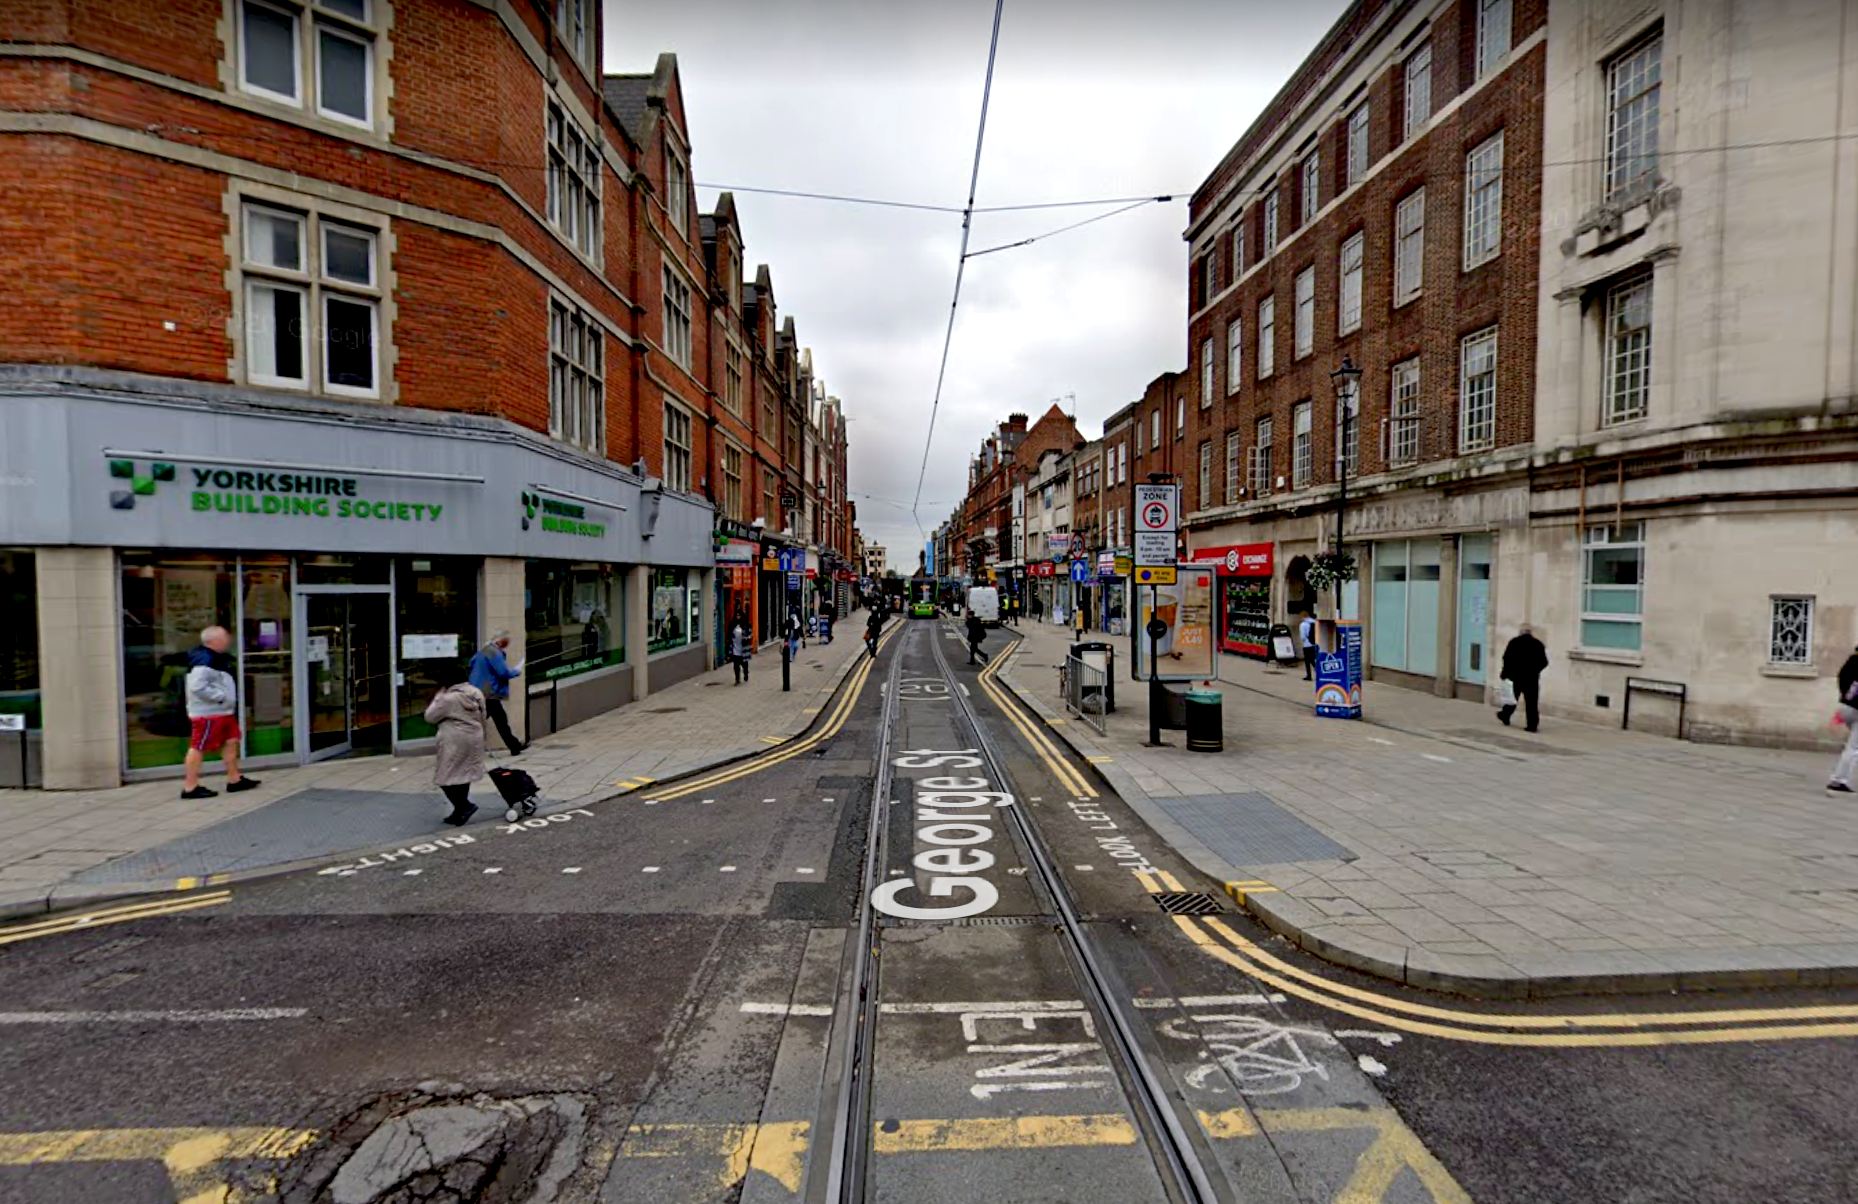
[{"left": 1185, "top": 543, "right": 1275, "bottom": 658}]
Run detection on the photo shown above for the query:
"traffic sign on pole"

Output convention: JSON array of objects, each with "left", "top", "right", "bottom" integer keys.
[
  {"left": 1134, "top": 483, "right": 1178, "bottom": 534},
  {"left": 1133, "top": 565, "right": 1177, "bottom": 586}
]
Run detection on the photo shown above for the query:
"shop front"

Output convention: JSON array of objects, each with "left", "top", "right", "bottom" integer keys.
[
  {"left": 713, "top": 521, "right": 760, "bottom": 652},
  {"left": 1, "top": 387, "right": 716, "bottom": 788},
  {"left": 1185, "top": 542, "right": 1275, "bottom": 658}
]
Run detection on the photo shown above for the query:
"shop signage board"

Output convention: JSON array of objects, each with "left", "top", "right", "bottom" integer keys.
[
  {"left": 1187, "top": 542, "right": 1274, "bottom": 577},
  {"left": 1314, "top": 622, "right": 1364, "bottom": 719},
  {"left": 0, "top": 715, "right": 24, "bottom": 733},
  {"left": 1049, "top": 533, "right": 1071, "bottom": 558},
  {"left": 400, "top": 633, "right": 459, "bottom": 659},
  {"left": 1131, "top": 564, "right": 1215, "bottom": 682},
  {"left": 1114, "top": 554, "right": 1133, "bottom": 577},
  {"left": 715, "top": 538, "right": 757, "bottom": 564}
]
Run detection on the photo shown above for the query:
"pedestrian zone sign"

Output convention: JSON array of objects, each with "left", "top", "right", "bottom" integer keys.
[{"left": 1134, "top": 483, "right": 1178, "bottom": 533}]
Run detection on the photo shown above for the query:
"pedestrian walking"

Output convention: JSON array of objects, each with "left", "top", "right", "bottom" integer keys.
[
  {"left": 1298, "top": 613, "right": 1318, "bottom": 682},
  {"left": 820, "top": 597, "right": 837, "bottom": 644},
  {"left": 1828, "top": 646, "right": 1858, "bottom": 793},
  {"left": 424, "top": 665, "right": 486, "bottom": 827},
  {"left": 468, "top": 630, "right": 526, "bottom": 756},
  {"left": 864, "top": 599, "right": 886, "bottom": 659},
  {"left": 1497, "top": 625, "right": 1549, "bottom": 733},
  {"left": 786, "top": 607, "right": 804, "bottom": 660},
  {"left": 966, "top": 611, "right": 989, "bottom": 665},
  {"left": 179, "top": 625, "right": 261, "bottom": 800},
  {"left": 727, "top": 608, "right": 754, "bottom": 685}
]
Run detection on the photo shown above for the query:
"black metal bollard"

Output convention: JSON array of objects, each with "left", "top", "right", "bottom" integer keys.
[{"left": 782, "top": 636, "right": 791, "bottom": 692}]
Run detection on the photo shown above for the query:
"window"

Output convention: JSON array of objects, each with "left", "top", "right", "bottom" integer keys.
[
  {"left": 549, "top": 299, "right": 604, "bottom": 452},
  {"left": 1394, "top": 189, "right": 1426, "bottom": 305},
  {"left": 1607, "top": 33, "right": 1663, "bottom": 201},
  {"left": 554, "top": 0, "right": 590, "bottom": 65},
  {"left": 661, "top": 265, "right": 692, "bottom": 369},
  {"left": 1292, "top": 401, "right": 1313, "bottom": 488},
  {"left": 1346, "top": 103, "right": 1370, "bottom": 187},
  {"left": 1581, "top": 523, "right": 1644, "bottom": 651},
  {"left": 1770, "top": 596, "right": 1815, "bottom": 665},
  {"left": 1338, "top": 233, "right": 1364, "bottom": 334},
  {"left": 665, "top": 142, "right": 690, "bottom": 238},
  {"left": 1475, "top": 0, "right": 1511, "bottom": 80},
  {"left": 649, "top": 568, "right": 700, "bottom": 653},
  {"left": 1458, "top": 326, "right": 1498, "bottom": 451},
  {"left": 1336, "top": 379, "right": 1360, "bottom": 478},
  {"left": 1257, "top": 295, "right": 1275, "bottom": 377},
  {"left": 763, "top": 472, "right": 777, "bottom": 527},
  {"left": 1464, "top": 131, "right": 1504, "bottom": 268},
  {"left": 1135, "top": 422, "right": 1144, "bottom": 457},
  {"left": 1603, "top": 274, "right": 1653, "bottom": 426},
  {"left": 241, "top": 201, "right": 381, "bottom": 397},
  {"left": 1226, "top": 318, "right": 1243, "bottom": 393},
  {"left": 1300, "top": 154, "right": 1321, "bottom": 224},
  {"left": 1403, "top": 44, "right": 1432, "bottom": 139},
  {"left": 1390, "top": 357, "right": 1421, "bottom": 465},
  {"left": 1224, "top": 431, "right": 1241, "bottom": 503},
  {"left": 1200, "top": 339, "right": 1215, "bottom": 407},
  {"left": 1198, "top": 441, "right": 1212, "bottom": 509},
  {"left": 663, "top": 400, "right": 692, "bottom": 491},
  {"left": 1263, "top": 191, "right": 1279, "bottom": 254},
  {"left": 1233, "top": 222, "right": 1246, "bottom": 278},
  {"left": 1176, "top": 396, "right": 1185, "bottom": 437},
  {"left": 724, "top": 343, "right": 744, "bottom": 416},
  {"left": 546, "top": 102, "right": 602, "bottom": 257},
  {"left": 1294, "top": 267, "right": 1315, "bottom": 358},
  {"left": 1151, "top": 409, "right": 1162, "bottom": 447},
  {"left": 526, "top": 560, "right": 623, "bottom": 684},
  {"left": 0, "top": 551, "right": 39, "bottom": 736},
  {"left": 723, "top": 443, "right": 746, "bottom": 521},
  {"left": 237, "top": 1, "right": 379, "bottom": 128},
  {"left": 1371, "top": 539, "right": 1443, "bottom": 675},
  {"left": 1250, "top": 417, "right": 1274, "bottom": 494},
  {"left": 1118, "top": 442, "right": 1128, "bottom": 483}
]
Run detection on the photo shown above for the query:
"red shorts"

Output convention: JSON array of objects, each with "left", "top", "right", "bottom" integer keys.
[{"left": 189, "top": 715, "right": 241, "bottom": 754}]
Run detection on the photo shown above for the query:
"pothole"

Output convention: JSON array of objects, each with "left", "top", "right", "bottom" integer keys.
[{"left": 280, "top": 1089, "right": 591, "bottom": 1204}]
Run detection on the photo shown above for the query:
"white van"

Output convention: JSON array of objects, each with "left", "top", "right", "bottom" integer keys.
[{"left": 966, "top": 585, "right": 1001, "bottom": 626}]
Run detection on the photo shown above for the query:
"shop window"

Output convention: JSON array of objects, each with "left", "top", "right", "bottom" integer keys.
[
  {"left": 1371, "top": 539, "right": 1441, "bottom": 676},
  {"left": 297, "top": 553, "right": 390, "bottom": 585},
  {"left": 0, "top": 551, "right": 40, "bottom": 731},
  {"left": 650, "top": 568, "right": 700, "bottom": 653},
  {"left": 397, "top": 557, "right": 480, "bottom": 739},
  {"left": 240, "top": 553, "right": 294, "bottom": 757},
  {"left": 122, "top": 552, "right": 237, "bottom": 771},
  {"left": 525, "top": 561, "right": 624, "bottom": 683}
]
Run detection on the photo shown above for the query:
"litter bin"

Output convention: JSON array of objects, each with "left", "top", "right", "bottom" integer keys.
[
  {"left": 1071, "top": 641, "right": 1115, "bottom": 713},
  {"left": 1185, "top": 688, "right": 1224, "bottom": 752},
  {"left": 1158, "top": 683, "right": 1189, "bottom": 730}
]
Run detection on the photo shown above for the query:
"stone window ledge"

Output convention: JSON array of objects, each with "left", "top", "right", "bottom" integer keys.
[
  {"left": 1569, "top": 647, "right": 1644, "bottom": 667},
  {"left": 1759, "top": 663, "right": 1820, "bottom": 680}
]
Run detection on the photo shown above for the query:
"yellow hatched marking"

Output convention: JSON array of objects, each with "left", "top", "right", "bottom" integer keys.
[
  {"left": 1156, "top": 870, "right": 1187, "bottom": 892},
  {"left": 874, "top": 1113, "right": 1136, "bottom": 1153},
  {"left": 0, "top": 1126, "right": 318, "bottom": 1204},
  {"left": 1133, "top": 871, "right": 1162, "bottom": 893}
]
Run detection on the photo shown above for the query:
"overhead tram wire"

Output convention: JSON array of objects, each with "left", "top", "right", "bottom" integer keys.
[
  {"left": 963, "top": 196, "right": 1171, "bottom": 260},
  {"left": 909, "top": 0, "right": 1007, "bottom": 532}
]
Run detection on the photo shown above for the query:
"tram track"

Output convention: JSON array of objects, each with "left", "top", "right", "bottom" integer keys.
[{"left": 807, "top": 619, "right": 1226, "bottom": 1203}]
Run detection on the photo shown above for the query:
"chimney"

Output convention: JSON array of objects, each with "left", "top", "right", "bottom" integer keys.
[{"left": 1007, "top": 412, "right": 1029, "bottom": 433}]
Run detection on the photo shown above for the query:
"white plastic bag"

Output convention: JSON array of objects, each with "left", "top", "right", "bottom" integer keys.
[{"left": 1496, "top": 678, "right": 1517, "bottom": 709}]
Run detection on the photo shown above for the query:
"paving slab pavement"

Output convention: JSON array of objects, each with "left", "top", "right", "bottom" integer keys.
[
  {"left": 0, "top": 633, "right": 870, "bottom": 916},
  {"left": 995, "top": 619, "right": 1858, "bottom": 998}
]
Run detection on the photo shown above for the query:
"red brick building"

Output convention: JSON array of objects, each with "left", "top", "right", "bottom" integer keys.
[
  {"left": 1180, "top": 0, "right": 1545, "bottom": 696},
  {"left": 0, "top": 1, "right": 857, "bottom": 788}
]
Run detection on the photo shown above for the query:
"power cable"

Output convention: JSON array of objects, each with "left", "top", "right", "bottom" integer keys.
[
  {"left": 910, "top": 0, "right": 1007, "bottom": 532},
  {"left": 964, "top": 196, "right": 1166, "bottom": 260}
]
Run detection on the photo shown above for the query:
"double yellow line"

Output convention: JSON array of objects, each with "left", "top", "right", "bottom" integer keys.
[
  {"left": 972, "top": 638, "right": 1098, "bottom": 799},
  {"left": 0, "top": 890, "right": 231, "bottom": 949},
  {"left": 650, "top": 622, "right": 905, "bottom": 801},
  {"left": 1177, "top": 912, "right": 1858, "bottom": 1047}
]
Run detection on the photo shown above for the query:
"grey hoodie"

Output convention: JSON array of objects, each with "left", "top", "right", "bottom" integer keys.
[{"left": 184, "top": 646, "right": 237, "bottom": 719}]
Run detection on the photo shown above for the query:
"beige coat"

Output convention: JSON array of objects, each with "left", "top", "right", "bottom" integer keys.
[{"left": 425, "top": 683, "right": 489, "bottom": 787}]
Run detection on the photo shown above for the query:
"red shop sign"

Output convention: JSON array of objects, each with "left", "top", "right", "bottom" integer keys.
[{"left": 1185, "top": 542, "right": 1274, "bottom": 576}]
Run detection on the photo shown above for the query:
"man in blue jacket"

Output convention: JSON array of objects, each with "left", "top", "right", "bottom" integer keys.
[{"left": 468, "top": 630, "right": 525, "bottom": 756}]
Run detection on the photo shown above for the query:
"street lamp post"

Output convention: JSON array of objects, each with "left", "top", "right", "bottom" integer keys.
[{"left": 1329, "top": 357, "right": 1361, "bottom": 614}]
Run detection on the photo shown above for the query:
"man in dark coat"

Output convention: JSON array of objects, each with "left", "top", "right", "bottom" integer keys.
[
  {"left": 1498, "top": 625, "right": 1549, "bottom": 732},
  {"left": 965, "top": 611, "right": 988, "bottom": 665}
]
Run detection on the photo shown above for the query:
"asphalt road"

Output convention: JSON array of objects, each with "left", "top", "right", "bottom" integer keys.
[{"left": 3, "top": 617, "right": 1858, "bottom": 1204}]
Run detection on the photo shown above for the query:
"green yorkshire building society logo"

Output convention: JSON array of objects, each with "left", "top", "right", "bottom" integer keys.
[
  {"left": 108, "top": 459, "right": 443, "bottom": 523},
  {"left": 521, "top": 491, "right": 605, "bottom": 538}
]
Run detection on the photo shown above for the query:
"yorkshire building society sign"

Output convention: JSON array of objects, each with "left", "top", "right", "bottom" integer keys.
[
  {"left": 112, "top": 459, "right": 446, "bottom": 524},
  {"left": 522, "top": 491, "right": 604, "bottom": 537}
]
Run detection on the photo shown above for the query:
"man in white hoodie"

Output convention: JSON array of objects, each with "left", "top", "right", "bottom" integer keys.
[{"left": 180, "top": 625, "right": 260, "bottom": 800}]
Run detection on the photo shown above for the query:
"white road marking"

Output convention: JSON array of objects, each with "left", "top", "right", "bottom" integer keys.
[
  {"left": 1030, "top": 797, "right": 1042, "bottom": 802},
  {"left": 1357, "top": 1054, "right": 1389, "bottom": 1076},
  {"left": 702, "top": 798, "right": 715, "bottom": 805},
  {"left": 644, "top": 801, "right": 660, "bottom": 806},
  {"left": 720, "top": 866, "right": 738, "bottom": 873},
  {"left": 642, "top": 866, "right": 661, "bottom": 873},
  {"left": 736, "top": 994, "right": 1286, "bottom": 1019},
  {"left": 763, "top": 798, "right": 776, "bottom": 803},
  {"left": 1422, "top": 753, "right": 1453, "bottom": 763},
  {"left": 1334, "top": 1030, "right": 1404, "bottom": 1046},
  {"left": 823, "top": 797, "right": 835, "bottom": 802},
  {"left": 0, "top": 1008, "right": 308, "bottom": 1024},
  {"left": 562, "top": 867, "right": 582, "bottom": 874},
  {"left": 958, "top": 682, "right": 971, "bottom": 696},
  {"left": 1369, "top": 737, "right": 1396, "bottom": 746},
  {"left": 1075, "top": 865, "right": 1095, "bottom": 871},
  {"left": 797, "top": 868, "right": 816, "bottom": 874},
  {"left": 483, "top": 867, "right": 504, "bottom": 874},
  {"left": 403, "top": 869, "right": 422, "bottom": 876}
]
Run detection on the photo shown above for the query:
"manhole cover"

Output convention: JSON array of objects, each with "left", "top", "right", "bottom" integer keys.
[{"left": 1152, "top": 891, "right": 1224, "bottom": 916}]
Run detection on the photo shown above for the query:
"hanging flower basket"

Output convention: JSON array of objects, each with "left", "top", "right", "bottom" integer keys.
[{"left": 1304, "top": 549, "right": 1358, "bottom": 593}]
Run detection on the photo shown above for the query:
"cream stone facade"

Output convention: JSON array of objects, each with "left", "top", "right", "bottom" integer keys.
[{"left": 1524, "top": 0, "right": 1858, "bottom": 747}]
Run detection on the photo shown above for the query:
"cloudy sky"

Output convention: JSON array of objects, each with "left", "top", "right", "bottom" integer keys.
[{"left": 608, "top": 0, "right": 1347, "bottom": 571}]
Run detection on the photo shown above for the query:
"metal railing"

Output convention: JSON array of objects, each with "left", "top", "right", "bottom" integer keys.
[{"left": 1063, "top": 654, "right": 1109, "bottom": 735}]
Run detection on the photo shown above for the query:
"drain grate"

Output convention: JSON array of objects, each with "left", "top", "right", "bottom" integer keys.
[
  {"left": 1151, "top": 891, "right": 1224, "bottom": 916},
  {"left": 886, "top": 915, "right": 1047, "bottom": 928}
]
